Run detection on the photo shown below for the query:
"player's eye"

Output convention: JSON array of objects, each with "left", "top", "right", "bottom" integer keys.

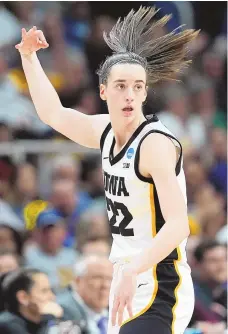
[
  {"left": 116, "top": 84, "right": 125, "bottom": 90},
  {"left": 135, "top": 84, "right": 143, "bottom": 91}
]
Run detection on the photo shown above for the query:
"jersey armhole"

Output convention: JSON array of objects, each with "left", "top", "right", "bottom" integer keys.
[
  {"left": 100, "top": 123, "right": 112, "bottom": 153},
  {"left": 134, "top": 130, "right": 183, "bottom": 184}
]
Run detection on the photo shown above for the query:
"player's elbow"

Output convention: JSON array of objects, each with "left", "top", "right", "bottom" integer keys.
[
  {"left": 169, "top": 215, "right": 190, "bottom": 241},
  {"left": 184, "top": 222, "right": 190, "bottom": 238},
  {"left": 180, "top": 215, "right": 190, "bottom": 239}
]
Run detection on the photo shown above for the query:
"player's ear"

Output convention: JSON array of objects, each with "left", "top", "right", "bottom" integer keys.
[
  {"left": 142, "top": 85, "right": 148, "bottom": 102},
  {"left": 100, "top": 84, "right": 107, "bottom": 101}
]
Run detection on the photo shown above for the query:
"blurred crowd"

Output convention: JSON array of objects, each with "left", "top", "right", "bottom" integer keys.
[{"left": 0, "top": 2, "right": 227, "bottom": 334}]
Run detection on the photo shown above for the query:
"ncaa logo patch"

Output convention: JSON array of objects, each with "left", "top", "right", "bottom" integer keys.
[{"left": 127, "top": 147, "right": 134, "bottom": 159}]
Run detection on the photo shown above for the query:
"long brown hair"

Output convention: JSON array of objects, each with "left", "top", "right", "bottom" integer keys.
[{"left": 97, "top": 6, "right": 199, "bottom": 85}]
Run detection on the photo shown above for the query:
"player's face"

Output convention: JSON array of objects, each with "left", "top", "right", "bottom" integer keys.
[{"left": 100, "top": 63, "right": 147, "bottom": 123}]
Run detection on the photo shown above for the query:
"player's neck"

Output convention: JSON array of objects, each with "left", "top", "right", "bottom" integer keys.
[{"left": 112, "top": 115, "right": 146, "bottom": 149}]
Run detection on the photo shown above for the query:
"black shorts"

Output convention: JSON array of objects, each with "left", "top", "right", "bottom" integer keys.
[
  {"left": 119, "top": 315, "right": 171, "bottom": 334},
  {"left": 109, "top": 262, "right": 194, "bottom": 334}
]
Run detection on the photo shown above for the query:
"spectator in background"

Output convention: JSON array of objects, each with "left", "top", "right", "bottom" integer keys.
[
  {"left": 0, "top": 161, "right": 15, "bottom": 203},
  {"left": 0, "top": 50, "right": 51, "bottom": 137},
  {"left": 84, "top": 15, "right": 114, "bottom": 114},
  {"left": 0, "top": 4, "right": 21, "bottom": 49},
  {"left": 0, "top": 249, "right": 20, "bottom": 274},
  {"left": 74, "top": 87, "right": 99, "bottom": 115},
  {"left": 40, "top": 153, "right": 81, "bottom": 198},
  {"left": 42, "top": 10, "right": 89, "bottom": 100},
  {"left": 209, "top": 127, "right": 227, "bottom": 196},
  {"left": 188, "top": 74, "right": 226, "bottom": 129},
  {"left": 0, "top": 268, "right": 66, "bottom": 334},
  {"left": 50, "top": 179, "right": 92, "bottom": 247},
  {"left": 0, "top": 199, "right": 24, "bottom": 230},
  {"left": 184, "top": 157, "right": 208, "bottom": 206},
  {"left": 158, "top": 83, "right": 207, "bottom": 151},
  {"left": 8, "top": 3, "right": 89, "bottom": 113},
  {"left": 0, "top": 223, "right": 24, "bottom": 256},
  {"left": 51, "top": 154, "right": 81, "bottom": 184},
  {"left": 81, "top": 155, "right": 105, "bottom": 201},
  {"left": 76, "top": 207, "right": 111, "bottom": 252},
  {"left": 79, "top": 237, "right": 111, "bottom": 257},
  {"left": 0, "top": 123, "right": 16, "bottom": 206},
  {"left": 190, "top": 240, "right": 227, "bottom": 332},
  {"left": 8, "top": 162, "right": 38, "bottom": 220},
  {"left": 0, "top": 122, "right": 13, "bottom": 142},
  {"left": 62, "top": 1, "right": 91, "bottom": 51},
  {"left": 8, "top": 2, "right": 45, "bottom": 31},
  {"left": 192, "top": 183, "right": 226, "bottom": 239},
  {"left": 24, "top": 208, "right": 78, "bottom": 296},
  {"left": 58, "top": 255, "right": 113, "bottom": 334}
]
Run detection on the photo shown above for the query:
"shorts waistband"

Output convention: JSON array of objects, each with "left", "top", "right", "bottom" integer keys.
[
  {"left": 111, "top": 257, "right": 132, "bottom": 265},
  {"left": 111, "top": 257, "right": 181, "bottom": 266}
]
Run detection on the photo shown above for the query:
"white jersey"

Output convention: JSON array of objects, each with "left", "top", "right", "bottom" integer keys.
[{"left": 100, "top": 115, "right": 188, "bottom": 266}]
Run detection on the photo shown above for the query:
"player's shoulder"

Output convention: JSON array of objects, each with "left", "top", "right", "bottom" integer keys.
[
  {"left": 91, "top": 113, "right": 110, "bottom": 124},
  {"left": 144, "top": 132, "right": 175, "bottom": 154},
  {"left": 140, "top": 128, "right": 177, "bottom": 168},
  {"left": 90, "top": 114, "right": 111, "bottom": 149},
  {"left": 142, "top": 115, "right": 178, "bottom": 149},
  {"left": 90, "top": 113, "right": 111, "bottom": 135}
]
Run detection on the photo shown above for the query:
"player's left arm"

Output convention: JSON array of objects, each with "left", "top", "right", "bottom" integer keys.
[
  {"left": 111, "top": 133, "right": 190, "bottom": 326},
  {"left": 128, "top": 133, "right": 190, "bottom": 275}
]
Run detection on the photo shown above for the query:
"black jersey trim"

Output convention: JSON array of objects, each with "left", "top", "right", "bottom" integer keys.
[
  {"left": 109, "top": 114, "right": 159, "bottom": 166},
  {"left": 100, "top": 123, "right": 112, "bottom": 153},
  {"left": 134, "top": 130, "right": 183, "bottom": 184}
]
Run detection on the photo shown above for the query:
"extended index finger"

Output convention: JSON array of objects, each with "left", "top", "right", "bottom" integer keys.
[
  {"left": 111, "top": 298, "right": 120, "bottom": 326},
  {"left": 21, "top": 28, "right": 27, "bottom": 40},
  {"left": 126, "top": 299, "right": 133, "bottom": 319},
  {"left": 117, "top": 301, "right": 126, "bottom": 326}
]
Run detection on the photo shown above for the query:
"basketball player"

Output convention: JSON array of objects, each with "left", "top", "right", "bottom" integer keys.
[{"left": 16, "top": 7, "right": 199, "bottom": 334}]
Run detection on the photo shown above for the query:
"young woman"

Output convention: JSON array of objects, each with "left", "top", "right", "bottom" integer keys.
[{"left": 16, "top": 6, "right": 198, "bottom": 333}]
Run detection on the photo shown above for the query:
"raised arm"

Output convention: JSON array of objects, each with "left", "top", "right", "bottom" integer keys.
[{"left": 16, "top": 27, "right": 109, "bottom": 149}]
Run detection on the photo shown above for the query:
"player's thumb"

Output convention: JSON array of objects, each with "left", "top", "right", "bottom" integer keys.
[{"left": 15, "top": 42, "right": 22, "bottom": 49}]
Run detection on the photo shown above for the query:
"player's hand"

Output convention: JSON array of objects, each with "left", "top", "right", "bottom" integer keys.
[
  {"left": 111, "top": 268, "right": 136, "bottom": 326},
  {"left": 15, "top": 26, "right": 49, "bottom": 55}
]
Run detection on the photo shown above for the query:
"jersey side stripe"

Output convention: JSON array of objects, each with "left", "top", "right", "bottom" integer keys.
[
  {"left": 121, "top": 184, "right": 158, "bottom": 327},
  {"left": 153, "top": 183, "right": 179, "bottom": 262},
  {"left": 171, "top": 247, "right": 182, "bottom": 333}
]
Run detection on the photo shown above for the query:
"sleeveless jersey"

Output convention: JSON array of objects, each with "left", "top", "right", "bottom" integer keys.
[{"left": 100, "top": 115, "right": 188, "bottom": 266}]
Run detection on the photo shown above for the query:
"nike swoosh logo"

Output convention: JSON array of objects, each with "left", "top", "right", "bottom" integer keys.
[{"left": 138, "top": 283, "right": 148, "bottom": 288}]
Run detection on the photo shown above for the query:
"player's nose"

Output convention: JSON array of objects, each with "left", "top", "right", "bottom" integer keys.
[{"left": 125, "top": 88, "right": 134, "bottom": 102}]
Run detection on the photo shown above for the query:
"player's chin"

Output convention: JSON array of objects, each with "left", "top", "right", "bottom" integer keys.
[
  {"left": 122, "top": 109, "right": 134, "bottom": 118},
  {"left": 121, "top": 111, "right": 136, "bottom": 124}
]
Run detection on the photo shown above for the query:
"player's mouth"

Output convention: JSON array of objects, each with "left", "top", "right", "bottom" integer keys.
[{"left": 122, "top": 106, "right": 133, "bottom": 117}]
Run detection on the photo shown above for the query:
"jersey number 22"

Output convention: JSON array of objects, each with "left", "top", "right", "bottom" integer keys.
[{"left": 106, "top": 197, "right": 134, "bottom": 236}]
